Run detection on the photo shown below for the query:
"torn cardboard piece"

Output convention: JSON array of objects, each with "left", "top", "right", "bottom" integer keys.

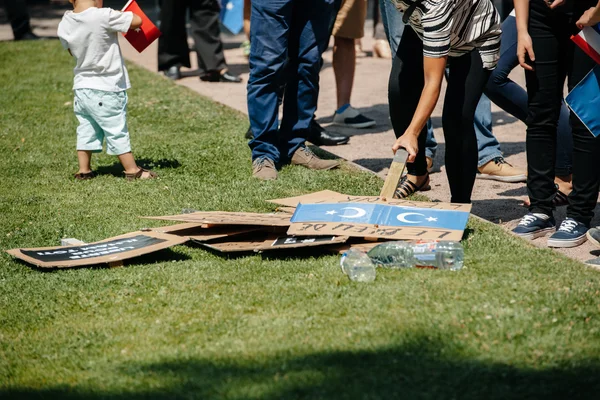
[
  {"left": 254, "top": 235, "right": 348, "bottom": 252},
  {"left": 142, "top": 211, "right": 291, "bottom": 227},
  {"left": 149, "top": 222, "right": 278, "bottom": 242},
  {"left": 6, "top": 231, "right": 188, "bottom": 268},
  {"left": 199, "top": 234, "right": 348, "bottom": 253},
  {"left": 268, "top": 191, "right": 472, "bottom": 212}
]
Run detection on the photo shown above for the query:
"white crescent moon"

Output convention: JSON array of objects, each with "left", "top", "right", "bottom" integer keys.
[
  {"left": 339, "top": 207, "right": 367, "bottom": 219},
  {"left": 397, "top": 212, "right": 425, "bottom": 224}
]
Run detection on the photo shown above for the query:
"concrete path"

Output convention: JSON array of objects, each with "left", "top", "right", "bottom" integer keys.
[{"left": 2, "top": 4, "right": 598, "bottom": 264}]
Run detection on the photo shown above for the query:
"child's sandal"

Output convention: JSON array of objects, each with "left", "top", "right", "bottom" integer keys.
[
  {"left": 125, "top": 168, "right": 157, "bottom": 181},
  {"left": 393, "top": 174, "right": 431, "bottom": 199},
  {"left": 74, "top": 171, "right": 96, "bottom": 180}
]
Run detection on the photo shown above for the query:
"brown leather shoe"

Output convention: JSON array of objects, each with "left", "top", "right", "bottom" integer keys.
[
  {"left": 252, "top": 157, "right": 278, "bottom": 180},
  {"left": 291, "top": 147, "right": 340, "bottom": 170}
]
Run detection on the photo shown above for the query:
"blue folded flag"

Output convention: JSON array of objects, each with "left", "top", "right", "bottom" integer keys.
[
  {"left": 220, "top": 0, "right": 244, "bottom": 35},
  {"left": 566, "top": 65, "right": 600, "bottom": 137}
]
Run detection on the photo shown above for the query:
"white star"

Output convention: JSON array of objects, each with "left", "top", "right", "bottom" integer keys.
[
  {"left": 134, "top": 28, "right": 141, "bottom": 33},
  {"left": 226, "top": 2, "right": 234, "bottom": 10},
  {"left": 326, "top": 210, "right": 338, "bottom": 215},
  {"left": 426, "top": 217, "right": 438, "bottom": 222}
]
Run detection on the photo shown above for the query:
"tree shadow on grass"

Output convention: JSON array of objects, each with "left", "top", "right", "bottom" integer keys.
[
  {"left": 2, "top": 337, "right": 599, "bottom": 399},
  {"left": 96, "top": 158, "right": 182, "bottom": 178}
]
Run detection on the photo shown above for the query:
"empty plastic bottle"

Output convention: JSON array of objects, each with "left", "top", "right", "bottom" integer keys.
[
  {"left": 340, "top": 248, "right": 377, "bottom": 282},
  {"left": 367, "top": 241, "right": 464, "bottom": 271}
]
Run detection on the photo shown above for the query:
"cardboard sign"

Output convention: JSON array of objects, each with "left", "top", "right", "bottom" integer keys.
[
  {"left": 289, "top": 222, "right": 463, "bottom": 241},
  {"left": 268, "top": 190, "right": 348, "bottom": 207},
  {"left": 288, "top": 202, "right": 470, "bottom": 241},
  {"left": 6, "top": 231, "right": 188, "bottom": 268},
  {"left": 254, "top": 235, "right": 348, "bottom": 251},
  {"left": 143, "top": 211, "right": 291, "bottom": 227},
  {"left": 199, "top": 236, "right": 276, "bottom": 253},
  {"left": 149, "top": 222, "right": 206, "bottom": 234},
  {"left": 268, "top": 191, "right": 472, "bottom": 212}
]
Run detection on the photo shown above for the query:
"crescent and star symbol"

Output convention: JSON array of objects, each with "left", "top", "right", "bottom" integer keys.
[
  {"left": 338, "top": 207, "right": 367, "bottom": 219},
  {"left": 324, "top": 208, "right": 438, "bottom": 223}
]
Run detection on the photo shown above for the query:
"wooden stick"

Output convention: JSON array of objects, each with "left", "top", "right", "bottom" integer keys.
[{"left": 380, "top": 149, "right": 408, "bottom": 199}]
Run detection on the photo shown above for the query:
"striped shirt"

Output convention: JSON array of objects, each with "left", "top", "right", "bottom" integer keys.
[{"left": 391, "top": 0, "right": 501, "bottom": 69}]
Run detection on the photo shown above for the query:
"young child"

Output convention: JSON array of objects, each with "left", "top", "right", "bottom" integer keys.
[{"left": 58, "top": 0, "right": 156, "bottom": 180}]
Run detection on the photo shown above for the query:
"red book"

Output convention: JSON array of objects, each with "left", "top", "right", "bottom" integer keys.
[{"left": 121, "top": 0, "right": 161, "bottom": 53}]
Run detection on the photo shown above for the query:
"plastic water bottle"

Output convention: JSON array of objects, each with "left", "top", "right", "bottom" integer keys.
[
  {"left": 367, "top": 241, "right": 464, "bottom": 271},
  {"left": 340, "top": 248, "right": 377, "bottom": 282}
]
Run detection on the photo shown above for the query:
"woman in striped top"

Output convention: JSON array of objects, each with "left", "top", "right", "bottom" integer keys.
[{"left": 388, "top": 0, "right": 501, "bottom": 204}]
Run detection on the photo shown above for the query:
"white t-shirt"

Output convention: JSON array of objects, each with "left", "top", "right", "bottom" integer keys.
[{"left": 58, "top": 7, "right": 133, "bottom": 92}]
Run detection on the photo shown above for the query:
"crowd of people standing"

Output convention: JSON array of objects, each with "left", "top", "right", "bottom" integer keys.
[{"left": 41, "top": 0, "right": 600, "bottom": 250}]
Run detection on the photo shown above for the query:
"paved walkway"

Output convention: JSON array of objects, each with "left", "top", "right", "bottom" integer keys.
[{"left": 2, "top": 4, "right": 598, "bottom": 264}]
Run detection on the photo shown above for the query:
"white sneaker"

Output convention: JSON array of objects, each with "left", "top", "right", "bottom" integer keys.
[{"left": 332, "top": 105, "right": 376, "bottom": 129}]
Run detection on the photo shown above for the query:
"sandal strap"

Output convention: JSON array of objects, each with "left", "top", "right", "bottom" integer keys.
[
  {"left": 553, "top": 188, "right": 569, "bottom": 207},
  {"left": 394, "top": 176, "right": 419, "bottom": 199},
  {"left": 125, "top": 168, "right": 157, "bottom": 180}
]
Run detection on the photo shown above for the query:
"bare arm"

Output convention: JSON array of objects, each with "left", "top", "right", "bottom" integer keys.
[
  {"left": 130, "top": 13, "right": 143, "bottom": 30},
  {"left": 392, "top": 56, "right": 446, "bottom": 163},
  {"left": 514, "top": 0, "right": 536, "bottom": 71},
  {"left": 577, "top": 1, "right": 600, "bottom": 28}
]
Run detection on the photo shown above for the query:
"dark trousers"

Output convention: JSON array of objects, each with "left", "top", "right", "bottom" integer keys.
[
  {"left": 157, "top": 0, "right": 226, "bottom": 75},
  {"left": 388, "top": 27, "right": 490, "bottom": 204},
  {"left": 3, "top": 0, "right": 31, "bottom": 39},
  {"left": 486, "top": 15, "right": 573, "bottom": 176},
  {"left": 247, "top": 0, "right": 335, "bottom": 164},
  {"left": 525, "top": 0, "right": 599, "bottom": 225}
]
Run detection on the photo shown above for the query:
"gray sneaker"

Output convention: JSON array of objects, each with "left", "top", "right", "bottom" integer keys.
[
  {"left": 587, "top": 227, "right": 600, "bottom": 247},
  {"left": 291, "top": 147, "right": 340, "bottom": 170},
  {"left": 252, "top": 157, "right": 277, "bottom": 180}
]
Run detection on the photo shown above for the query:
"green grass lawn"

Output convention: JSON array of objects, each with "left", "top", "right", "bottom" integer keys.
[{"left": 1, "top": 41, "right": 599, "bottom": 399}]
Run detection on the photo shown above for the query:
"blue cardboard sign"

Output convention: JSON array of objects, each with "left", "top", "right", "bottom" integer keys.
[
  {"left": 566, "top": 65, "right": 600, "bottom": 137},
  {"left": 290, "top": 203, "right": 470, "bottom": 231}
]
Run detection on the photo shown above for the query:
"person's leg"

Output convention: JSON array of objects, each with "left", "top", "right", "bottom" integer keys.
[
  {"left": 443, "top": 51, "right": 491, "bottom": 203},
  {"left": 566, "top": 34, "right": 600, "bottom": 228},
  {"left": 157, "top": 0, "right": 191, "bottom": 72},
  {"left": 76, "top": 151, "right": 93, "bottom": 175},
  {"left": 189, "top": 0, "right": 228, "bottom": 76},
  {"left": 379, "top": 0, "right": 404, "bottom": 57},
  {"left": 333, "top": 36, "right": 356, "bottom": 109},
  {"left": 524, "top": 1, "right": 568, "bottom": 218},
  {"left": 388, "top": 27, "right": 428, "bottom": 183},
  {"left": 247, "top": 0, "right": 293, "bottom": 166},
  {"left": 280, "top": 0, "right": 336, "bottom": 161},
  {"left": 243, "top": 0, "right": 252, "bottom": 40},
  {"left": 331, "top": 0, "right": 375, "bottom": 128},
  {"left": 486, "top": 14, "right": 572, "bottom": 189},
  {"left": 3, "top": 0, "right": 32, "bottom": 40},
  {"left": 424, "top": 121, "right": 437, "bottom": 161},
  {"left": 472, "top": 94, "right": 502, "bottom": 168}
]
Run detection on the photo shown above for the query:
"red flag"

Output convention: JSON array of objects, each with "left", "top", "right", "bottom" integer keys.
[{"left": 121, "top": 0, "right": 161, "bottom": 53}]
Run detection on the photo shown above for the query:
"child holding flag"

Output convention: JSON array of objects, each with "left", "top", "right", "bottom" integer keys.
[
  {"left": 512, "top": 0, "right": 599, "bottom": 247},
  {"left": 58, "top": 0, "right": 157, "bottom": 180}
]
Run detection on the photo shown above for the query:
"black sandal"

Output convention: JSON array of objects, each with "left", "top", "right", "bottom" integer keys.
[
  {"left": 74, "top": 171, "right": 96, "bottom": 180},
  {"left": 393, "top": 174, "right": 431, "bottom": 199}
]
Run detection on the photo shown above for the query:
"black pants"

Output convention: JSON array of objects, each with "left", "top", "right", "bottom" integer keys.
[
  {"left": 525, "top": 0, "right": 599, "bottom": 226},
  {"left": 388, "top": 27, "right": 490, "bottom": 204},
  {"left": 3, "top": 0, "right": 31, "bottom": 39},
  {"left": 157, "top": 0, "right": 226, "bottom": 75}
]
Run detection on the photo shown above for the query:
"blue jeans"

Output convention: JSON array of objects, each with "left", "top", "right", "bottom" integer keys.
[
  {"left": 379, "top": 0, "right": 502, "bottom": 167},
  {"left": 486, "top": 15, "right": 573, "bottom": 176},
  {"left": 247, "top": 0, "right": 334, "bottom": 164}
]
